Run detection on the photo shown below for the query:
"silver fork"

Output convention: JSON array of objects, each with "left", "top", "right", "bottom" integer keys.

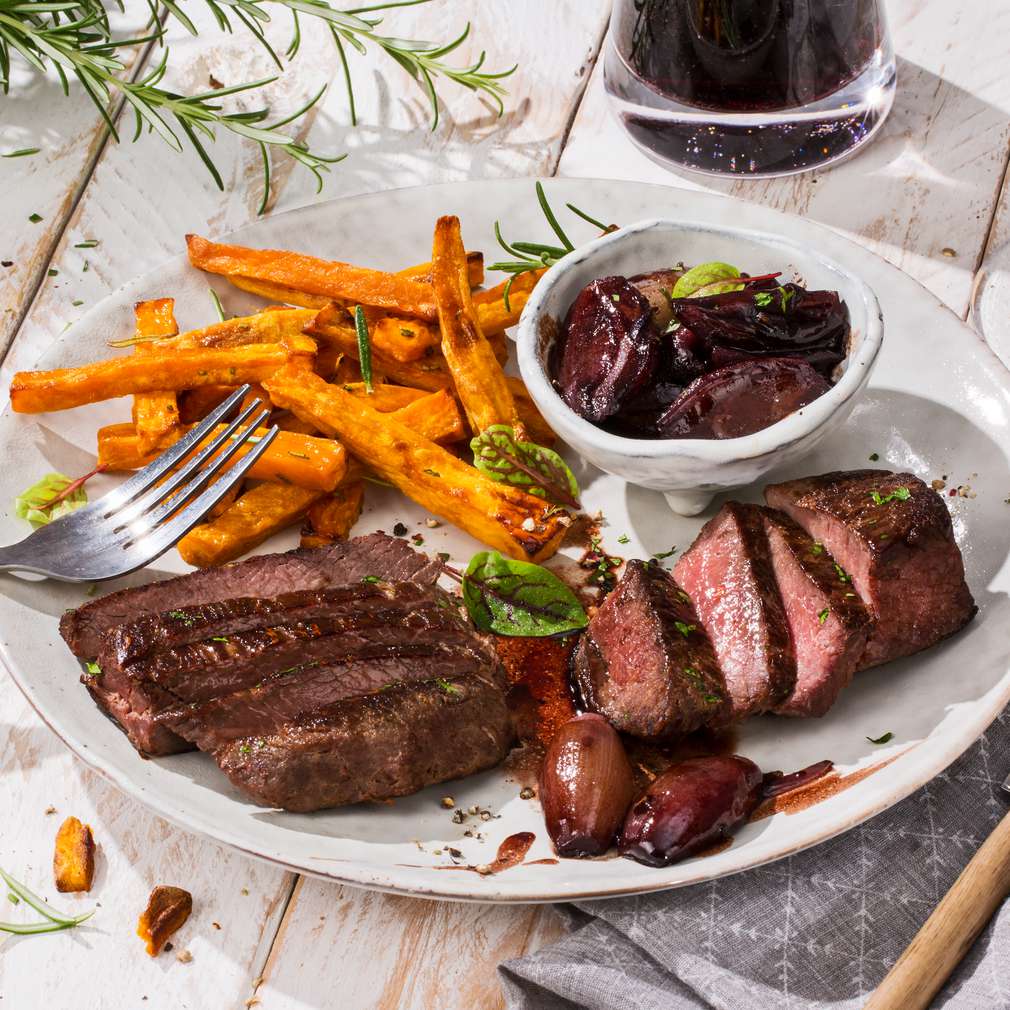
[{"left": 0, "top": 384, "right": 279, "bottom": 582}]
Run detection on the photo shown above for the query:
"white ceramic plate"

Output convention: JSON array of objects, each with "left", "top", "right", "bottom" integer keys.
[{"left": 2, "top": 179, "right": 1008, "bottom": 903}]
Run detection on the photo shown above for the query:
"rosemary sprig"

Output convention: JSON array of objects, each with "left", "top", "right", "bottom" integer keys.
[
  {"left": 490, "top": 182, "right": 615, "bottom": 310},
  {"left": 354, "top": 305, "right": 374, "bottom": 392},
  {"left": 0, "top": 866, "right": 94, "bottom": 936},
  {"left": 0, "top": 0, "right": 514, "bottom": 209}
]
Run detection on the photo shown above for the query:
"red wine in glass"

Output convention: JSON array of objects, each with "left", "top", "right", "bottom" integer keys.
[{"left": 605, "top": 0, "right": 896, "bottom": 176}]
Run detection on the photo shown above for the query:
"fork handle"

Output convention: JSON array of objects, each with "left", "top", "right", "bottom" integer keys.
[{"left": 864, "top": 807, "right": 1010, "bottom": 1010}]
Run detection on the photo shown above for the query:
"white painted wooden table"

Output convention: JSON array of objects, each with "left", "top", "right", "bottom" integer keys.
[{"left": 3, "top": 2, "right": 1010, "bottom": 1006}]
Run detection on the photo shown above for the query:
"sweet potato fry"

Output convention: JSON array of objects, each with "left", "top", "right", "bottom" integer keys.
[
  {"left": 143, "top": 307, "right": 317, "bottom": 352},
  {"left": 300, "top": 481, "right": 365, "bottom": 548},
  {"left": 263, "top": 366, "right": 570, "bottom": 561},
  {"left": 337, "top": 383, "right": 427, "bottom": 411},
  {"left": 178, "top": 482, "right": 325, "bottom": 567},
  {"left": 53, "top": 816, "right": 95, "bottom": 893},
  {"left": 369, "top": 316, "right": 441, "bottom": 362},
  {"left": 505, "top": 376, "right": 556, "bottom": 446},
  {"left": 187, "top": 235, "right": 437, "bottom": 320},
  {"left": 138, "top": 886, "right": 192, "bottom": 957},
  {"left": 390, "top": 389, "right": 467, "bottom": 444},
  {"left": 10, "top": 336, "right": 316, "bottom": 413},
  {"left": 97, "top": 422, "right": 347, "bottom": 492},
  {"left": 432, "top": 216, "right": 519, "bottom": 435},
  {"left": 132, "top": 299, "right": 182, "bottom": 454},
  {"left": 472, "top": 268, "right": 547, "bottom": 335}
]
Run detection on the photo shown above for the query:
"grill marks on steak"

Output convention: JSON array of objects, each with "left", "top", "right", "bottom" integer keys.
[
  {"left": 760, "top": 509, "right": 871, "bottom": 717},
  {"left": 765, "top": 470, "right": 976, "bottom": 668},
  {"left": 573, "top": 560, "right": 726, "bottom": 738},
  {"left": 674, "top": 503, "right": 795, "bottom": 720},
  {"left": 62, "top": 532, "right": 442, "bottom": 659},
  {"left": 215, "top": 674, "right": 514, "bottom": 812}
]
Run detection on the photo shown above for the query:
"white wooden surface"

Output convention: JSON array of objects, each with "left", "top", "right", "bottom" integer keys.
[{"left": 3, "top": 1, "right": 1010, "bottom": 1007}]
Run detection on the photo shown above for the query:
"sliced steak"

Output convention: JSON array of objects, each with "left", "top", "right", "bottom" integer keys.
[
  {"left": 214, "top": 674, "right": 514, "bottom": 812},
  {"left": 572, "top": 560, "right": 726, "bottom": 738},
  {"left": 62, "top": 532, "right": 441, "bottom": 658},
  {"left": 673, "top": 502, "right": 795, "bottom": 720},
  {"left": 760, "top": 509, "right": 871, "bottom": 716},
  {"left": 765, "top": 470, "right": 976, "bottom": 668},
  {"left": 159, "top": 647, "right": 498, "bottom": 752}
]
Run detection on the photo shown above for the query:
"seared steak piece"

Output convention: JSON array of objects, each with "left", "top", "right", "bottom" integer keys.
[
  {"left": 214, "top": 674, "right": 514, "bottom": 812},
  {"left": 62, "top": 532, "right": 441, "bottom": 658},
  {"left": 159, "top": 647, "right": 496, "bottom": 752},
  {"left": 90, "top": 582, "right": 470, "bottom": 755},
  {"left": 572, "top": 560, "right": 725, "bottom": 738},
  {"left": 674, "top": 502, "right": 795, "bottom": 720},
  {"left": 765, "top": 471, "right": 976, "bottom": 668},
  {"left": 760, "top": 509, "right": 871, "bottom": 717}
]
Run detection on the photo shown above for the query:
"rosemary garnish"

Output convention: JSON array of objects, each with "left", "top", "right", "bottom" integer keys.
[
  {"left": 354, "top": 305, "right": 374, "bottom": 393},
  {"left": 490, "top": 182, "right": 615, "bottom": 310},
  {"left": 208, "top": 288, "right": 226, "bottom": 322},
  {"left": 0, "top": 867, "right": 94, "bottom": 936}
]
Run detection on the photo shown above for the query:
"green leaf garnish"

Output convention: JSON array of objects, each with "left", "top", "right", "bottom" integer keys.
[
  {"left": 470, "top": 425, "right": 579, "bottom": 508},
  {"left": 15, "top": 473, "right": 88, "bottom": 527},
  {"left": 435, "top": 678, "right": 461, "bottom": 696},
  {"left": 354, "top": 305, "right": 374, "bottom": 393},
  {"left": 817, "top": 608, "right": 830, "bottom": 625},
  {"left": 870, "top": 487, "right": 912, "bottom": 506},
  {"left": 0, "top": 866, "right": 94, "bottom": 936},
  {"left": 84, "top": 661, "right": 101, "bottom": 677},
  {"left": 461, "top": 551, "right": 587, "bottom": 637},
  {"left": 671, "top": 262, "right": 743, "bottom": 299},
  {"left": 674, "top": 621, "right": 696, "bottom": 638},
  {"left": 866, "top": 731, "right": 894, "bottom": 745}
]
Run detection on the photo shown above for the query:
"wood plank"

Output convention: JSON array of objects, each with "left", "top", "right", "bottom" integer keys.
[
  {"left": 967, "top": 159, "right": 1010, "bottom": 368},
  {"left": 558, "top": 0, "right": 1010, "bottom": 316},
  {"left": 0, "top": 670, "right": 294, "bottom": 1008},
  {"left": 0, "top": 8, "right": 153, "bottom": 358},
  {"left": 251, "top": 882, "right": 566, "bottom": 1010}
]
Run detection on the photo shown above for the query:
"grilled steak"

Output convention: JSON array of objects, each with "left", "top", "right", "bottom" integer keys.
[
  {"left": 760, "top": 508, "right": 871, "bottom": 716},
  {"left": 674, "top": 502, "right": 795, "bottom": 720},
  {"left": 214, "top": 673, "right": 514, "bottom": 812},
  {"left": 62, "top": 532, "right": 441, "bottom": 658},
  {"left": 765, "top": 471, "right": 976, "bottom": 668},
  {"left": 572, "top": 560, "right": 726, "bottom": 737}
]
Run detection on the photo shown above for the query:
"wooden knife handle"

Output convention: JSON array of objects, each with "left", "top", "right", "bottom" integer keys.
[{"left": 864, "top": 807, "right": 1010, "bottom": 1010}]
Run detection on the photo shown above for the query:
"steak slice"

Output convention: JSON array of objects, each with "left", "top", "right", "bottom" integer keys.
[
  {"left": 572, "top": 560, "right": 726, "bottom": 738},
  {"left": 159, "top": 648, "right": 498, "bottom": 752},
  {"left": 214, "top": 673, "right": 514, "bottom": 812},
  {"left": 674, "top": 502, "right": 795, "bottom": 720},
  {"left": 62, "top": 532, "right": 441, "bottom": 658},
  {"left": 765, "top": 470, "right": 976, "bottom": 668},
  {"left": 760, "top": 508, "right": 871, "bottom": 716}
]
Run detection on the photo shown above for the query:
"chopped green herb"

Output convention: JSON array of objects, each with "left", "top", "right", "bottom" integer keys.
[
  {"left": 869, "top": 452, "right": 880, "bottom": 462},
  {"left": 167, "top": 609, "right": 196, "bottom": 626},
  {"left": 84, "top": 661, "right": 101, "bottom": 677},
  {"left": 423, "top": 468, "right": 441, "bottom": 477},
  {"left": 817, "top": 607, "right": 830, "bottom": 625},
  {"left": 7, "top": 892, "right": 19, "bottom": 905},
  {"left": 361, "top": 575, "right": 382, "bottom": 584},
  {"left": 211, "top": 636, "right": 229, "bottom": 643},
  {"left": 47, "top": 268, "right": 58, "bottom": 277},
  {"left": 72, "top": 299, "right": 84, "bottom": 307},
  {"left": 811, "top": 542, "right": 825, "bottom": 556},
  {"left": 870, "top": 487, "right": 911, "bottom": 505},
  {"left": 834, "top": 563, "right": 850, "bottom": 583},
  {"left": 399, "top": 327, "right": 415, "bottom": 338},
  {"left": 436, "top": 678, "right": 461, "bottom": 695},
  {"left": 74, "top": 240, "right": 100, "bottom": 249},
  {"left": 82, "top": 260, "right": 89, "bottom": 272},
  {"left": 617, "top": 534, "right": 630, "bottom": 545},
  {"left": 437, "top": 552, "right": 451, "bottom": 563},
  {"left": 354, "top": 305, "right": 374, "bottom": 393},
  {"left": 3, "top": 148, "right": 39, "bottom": 158},
  {"left": 28, "top": 213, "right": 42, "bottom": 223},
  {"left": 674, "top": 621, "right": 696, "bottom": 638},
  {"left": 611, "top": 293, "right": 620, "bottom": 302},
  {"left": 866, "top": 731, "right": 893, "bottom": 745},
  {"left": 754, "top": 291, "right": 773, "bottom": 308},
  {"left": 652, "top": 546, "right": 678, "bottom": 560},
  {"left": 287, "top": 450, "right": 310, "bottom": 460},
  {"left": 239, "top": 743, "right": 251, "bottom": 754}
]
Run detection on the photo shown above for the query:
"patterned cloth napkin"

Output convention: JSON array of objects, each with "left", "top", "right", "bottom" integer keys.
[{"left": 500, "top": 708, "right": 1010, "bottom": 1009}]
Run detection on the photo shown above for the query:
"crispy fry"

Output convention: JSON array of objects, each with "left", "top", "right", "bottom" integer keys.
[
  {"left": 10, "top": 336, "right": 316, "bottom": 413},
  {"left": 178, "top": 482, "right": 324, "bottom": 567},
  {"left": 472, "top": 268, "right": 546, "bottom": 335},
  {"left": 432, "top": 216, "right": 519, "bottom": 435},
  {"left": 390, "top": 389, "right": 467, "bottom": 444},
  {"left": 369, "top": 316, "right": 441, "bottom": 362},
  {"left": 300, "top": 481, "right": 365, "bottom": 548},
  {"left": 148, "top": 308, "right": 316, "bottom": 351},
  {"left": 207, "top": 477, "right": 244, "bottom": 519},
  {"left": 505, "top": 376, "right": 556, "bottom": 446},
  {"left": 187, "top": 235, "right": 438, "bottom": 320},
  {"left": 177, "top": 385, "right": 236, "bottom": 423},
  {"left": 400, "top": 250, "right": 484, "bottom": 287},
  {"left": 138, "top": 886, "right": 192, "bottom": 957},
  {"left": 132, "top": 299, "right": 181, "bottom": 454},
  {"left": 53, "top": 816, "right": 95, "bottom": 893},
  {"left": 97, "top": 422, "right": 347, "bottom": 492},
  {"left": 338, "top": 383, "right": 427, "bottom": 411},
  {"left": 263, "top": 366, "right": 569, "bottom": 561}
]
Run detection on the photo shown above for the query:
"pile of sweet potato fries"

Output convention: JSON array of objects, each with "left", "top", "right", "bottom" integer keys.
[{"left": 10, "top": 217, "right": 568, "bottom": 567}]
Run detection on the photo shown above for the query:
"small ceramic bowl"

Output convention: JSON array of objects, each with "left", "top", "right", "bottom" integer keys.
[{"left": 515, "top": 217, "right": 884, "bottom": 515}]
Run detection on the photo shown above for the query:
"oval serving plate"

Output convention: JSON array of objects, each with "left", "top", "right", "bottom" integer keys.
[{"left": 1, "top": 178, "right": 1008, "bottom": 902}]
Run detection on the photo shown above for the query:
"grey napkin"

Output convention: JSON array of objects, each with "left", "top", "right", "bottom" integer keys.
[{"left": 501, "top": 707, "right": 1010, "bottom": 1009}]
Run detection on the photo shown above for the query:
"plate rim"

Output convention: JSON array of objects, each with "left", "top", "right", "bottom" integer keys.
[{"left": 3, "top": 175, "right": 1008, "bottom": 902}]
